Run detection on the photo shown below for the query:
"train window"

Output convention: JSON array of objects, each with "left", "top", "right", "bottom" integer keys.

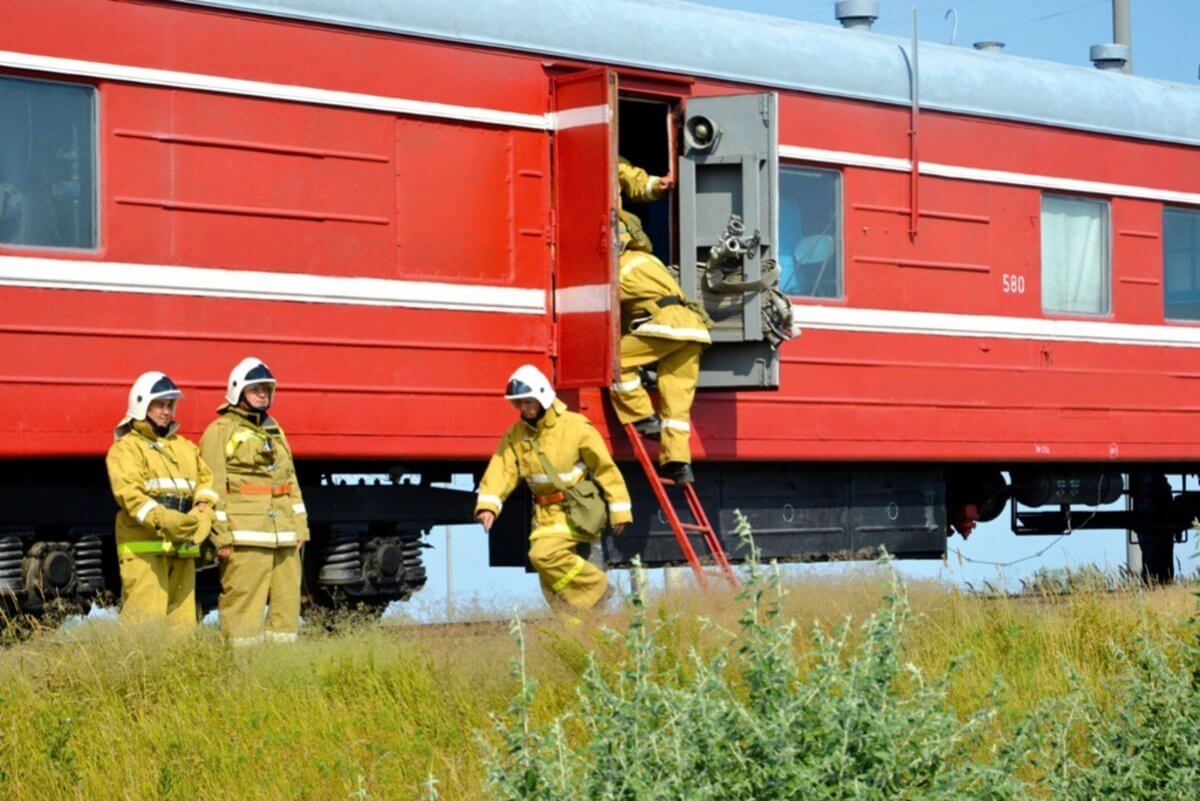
[
  {"left": 1040, "top": 194, "right": 1109, "bottom": 315},
  {"left": 779, "top": 166, "right": 841, "bottom": 298},
  {"left": 1164, "top": 207, "right": 1200, "bottom": 321},
  {"left": 0, "top": 75, "right": 97, "bottom": 249}
]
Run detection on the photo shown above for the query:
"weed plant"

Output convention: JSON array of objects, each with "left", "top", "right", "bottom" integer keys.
[
  {"left": 483, "top": 529, "right": 1032, "bottom": 800},
  {"left": 482, "top": 521, "right": 1200, "bottom": 800},
  {"left": 0, "top": 532, "right": 1195, "bottom": 800}
]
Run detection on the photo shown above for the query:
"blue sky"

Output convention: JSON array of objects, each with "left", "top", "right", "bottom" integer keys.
[{"left": 409, "top": 0, "right": 1200, "bottom": 621}]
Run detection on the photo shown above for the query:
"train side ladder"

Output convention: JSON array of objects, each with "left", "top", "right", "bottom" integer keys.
[{"left": 623, "top": 423, "right": 738, "bottom": 588}]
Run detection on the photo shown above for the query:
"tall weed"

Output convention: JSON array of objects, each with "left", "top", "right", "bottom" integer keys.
[{"left": 484, "top": 525, "right": 1031, "bottom": 800}]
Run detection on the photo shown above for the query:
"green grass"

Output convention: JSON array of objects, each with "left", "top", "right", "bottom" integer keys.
[{"left": 0, "top": 564, "right": 1195, "bottom": 800}]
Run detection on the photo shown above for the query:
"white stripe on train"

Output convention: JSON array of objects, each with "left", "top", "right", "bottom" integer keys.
[
  {"left": 4, "top": 255, "right": 1200, "bottom": 348},
  {"left": 0, "top": 255, "right": 546, "bottom": 315}
]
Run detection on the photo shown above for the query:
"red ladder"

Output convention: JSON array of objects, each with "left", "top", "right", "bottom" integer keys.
[{"left": 623, "top": 423, "right": 737, "bottom": 588}]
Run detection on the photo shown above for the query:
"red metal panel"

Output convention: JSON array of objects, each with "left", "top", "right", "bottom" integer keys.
[
  {"left": 0, "top": 286, "right": 548, "bottom": 459},
  {"left": 394, "top": 120, "right": 549, "bottom": 286},
  {"left": 551, "top": 68, "right": 618, "bottom": 389}
]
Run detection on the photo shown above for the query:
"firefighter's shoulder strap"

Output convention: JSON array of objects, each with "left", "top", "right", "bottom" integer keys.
[{"left": 533, "top": 446, "right": 607, "bottom": 538}]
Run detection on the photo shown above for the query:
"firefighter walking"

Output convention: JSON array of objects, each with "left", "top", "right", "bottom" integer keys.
[
  {"left": 611, "top": 157, "right": 711, "bottom": 485},
  {"left": 106, "top": 372, "right": 217, "bottom": 630},
  {"left": 475, "top": 365, "right": 632, "bottom": 610},
  {"left": 200, "top": 358, "right": 309, "bottom": 644}
]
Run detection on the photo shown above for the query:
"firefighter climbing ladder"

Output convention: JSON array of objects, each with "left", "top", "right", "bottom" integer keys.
[{"left": 623, "top": 424, "right": 737, "bottom": 588}]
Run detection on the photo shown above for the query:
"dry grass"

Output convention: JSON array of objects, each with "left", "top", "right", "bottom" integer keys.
[{"left": 0, "top": 573, "right": 1194, "bottom": 800}]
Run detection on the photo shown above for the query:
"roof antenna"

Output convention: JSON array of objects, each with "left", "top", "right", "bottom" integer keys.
[{"left": 944, "top": 8, "right": 958, "bottom": 46}]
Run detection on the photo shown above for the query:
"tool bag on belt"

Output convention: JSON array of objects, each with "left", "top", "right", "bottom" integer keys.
[{"left": 535, "top": 449, "right": 608, "bottom": 537}]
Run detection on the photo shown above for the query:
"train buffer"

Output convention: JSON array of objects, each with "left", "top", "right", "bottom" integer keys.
[{"left": 622, "top": 423, "right": 737, "bottom": 588}]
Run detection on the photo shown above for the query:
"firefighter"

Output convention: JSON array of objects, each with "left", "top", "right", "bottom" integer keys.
[
  {"left": 617, "top": 156, "right": 673, "bottom": 255},
  {"left": 105, "top": 371, "right": 217, "bottom": 630},
  {"left": 612, "top": 158, "right": 711, "bottom": 485},
  {"left": 475, "top": 365, "right": 632, "bottom": 611},
  {"left": 199, "top": 358, "right": 308, "bottom": 645}
]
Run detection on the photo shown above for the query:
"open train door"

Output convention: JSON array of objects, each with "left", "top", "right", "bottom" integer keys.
[
  {"left": 678, "top": 92, "right": 781, "bottom": 388},
  {"left": 551, "top": 68, "right": 620, "bottom": 389}
]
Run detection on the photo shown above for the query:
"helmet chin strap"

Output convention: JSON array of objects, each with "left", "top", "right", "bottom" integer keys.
[{"left": 239, "top": 396, "right": 271, "bottom": 420}]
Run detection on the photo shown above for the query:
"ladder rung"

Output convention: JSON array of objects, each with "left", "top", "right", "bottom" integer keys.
[{"left": 621, "top": 421, "right": 738, "bottom": 589}]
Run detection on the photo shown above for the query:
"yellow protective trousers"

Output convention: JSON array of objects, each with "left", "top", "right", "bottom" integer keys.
[
  {"left": 611, "top": 334, "right": 703, "bottom": 465},
  {"left": 118, "top": 552, "right": 196, "bottom": 632},
  {"left": 528, "top": 534, "right": 608, "bottom": 610},
  {"left": 218, "top": 545, "right": 302, "bottom": 644}
]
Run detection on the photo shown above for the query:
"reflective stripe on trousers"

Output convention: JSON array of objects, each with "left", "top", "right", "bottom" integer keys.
[
  {"left": 230, "top": 530, "right": 298, "bottom": 547},
  {"left": 551, "top": 556, "right": 587, "bottom": 592}
]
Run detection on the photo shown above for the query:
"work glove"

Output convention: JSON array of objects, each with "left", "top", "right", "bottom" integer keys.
[
  {"left": 173, "top": 513, "right": 202, "bottom": 545},
  {"left": 188, "top": 506, "right": 216, "bottom": 546},
  {"left": 148, "top": 506, "right": 191, "bottom": 542}
]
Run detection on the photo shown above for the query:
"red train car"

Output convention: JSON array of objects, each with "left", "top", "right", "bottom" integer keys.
[{"left": 2, "top": 0, "right": 1199, "bottom": 612}]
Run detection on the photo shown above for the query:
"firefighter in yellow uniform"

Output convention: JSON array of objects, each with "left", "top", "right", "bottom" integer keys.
[
  {"left": 612, "top": 157, "right": 711, "bottom": 485},
  {"left": 200, "top": 358, "right": 308, "bottom": 644},
  {"left": 475, "top": 365, "right": 632, "bottom": 610},
  {"left": 106, "top": 371, "right": 217, "bottom": 630}
]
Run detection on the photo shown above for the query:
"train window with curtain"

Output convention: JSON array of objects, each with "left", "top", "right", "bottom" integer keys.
[
  {"left": 778, "top": 166, "right": 841, "bottom": 298},
  {"left": 1040, "top": 194, "right": 1109, "bottom": 315},
  {"left": 0, "top": 75, "right": 97, "bottom": 249},
  {"left": 1164, "top": 207, "right": 1200, "bottom": 321}
]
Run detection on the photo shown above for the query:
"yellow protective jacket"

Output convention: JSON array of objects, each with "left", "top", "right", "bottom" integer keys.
[
  {"left": 620, "top": 250, "right": 712, "bottom": 344},
  {"left": 199, "top": 405, "right": 309, "bottom": 549},
  {"left": 618, "top": 156, "right": 665, "bottom": 253},
  {"left": 106, "top": 420, "right": 219, "bottom": 559},
  {"left": 475, "top": 400, "right": 632, "bottom": 540}
]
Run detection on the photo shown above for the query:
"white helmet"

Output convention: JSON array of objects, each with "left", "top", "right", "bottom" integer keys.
[
  {"left": 114, "top": 371, "right": 182, "bottom": 439},
  {"left": 504, "top": 365, "right": 556, "bottom": 410},
  {"left": 225, "top": 357, "right": 277, "bottom": 406}
]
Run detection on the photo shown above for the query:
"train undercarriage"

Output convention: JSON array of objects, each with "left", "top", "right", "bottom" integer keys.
[{"left": 0, "top": 459, "right": 1190, "bottom": 617}]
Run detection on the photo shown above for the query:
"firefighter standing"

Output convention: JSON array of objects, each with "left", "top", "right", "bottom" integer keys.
[
  {"left": 106, "top": 372, "right": 217, "bottom": 630},
  {"left": 611, "top": 157, "right": 711, "bottom": 485},
  {"left": 475, "top": 365, "right": 632, "bottom": 610},
  {"left": 199, "top": 358, "right": 308, "bottom": 644}
]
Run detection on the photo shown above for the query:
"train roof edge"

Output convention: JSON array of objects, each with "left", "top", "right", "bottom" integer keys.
[{"left": 165, "top": 0, "right": 1200, "bottom": 149}]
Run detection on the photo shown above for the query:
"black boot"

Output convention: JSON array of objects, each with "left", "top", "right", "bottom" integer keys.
[
  {"left": 661, "top": 462, "right": 694, "bottom": 485},
  {"left": 633, "top": 415, "right": 661, "bottom": 438}
]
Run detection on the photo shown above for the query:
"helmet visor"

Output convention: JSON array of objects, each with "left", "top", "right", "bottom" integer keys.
[
  {"left": 504, "top": 378, "right": 535, "bottom": 399},
  {"left": 148, "top": 375, "right": 183, "bottom": 400}
]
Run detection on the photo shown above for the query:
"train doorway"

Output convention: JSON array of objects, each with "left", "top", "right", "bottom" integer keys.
[{"left": 617, "top": 95, "right": 676, "bottom": 266}]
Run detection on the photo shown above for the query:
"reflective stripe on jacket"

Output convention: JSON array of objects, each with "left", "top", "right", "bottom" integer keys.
[
  {"left": 117, "top": 540, "right": 201, "bottom": 559},
  {"left": 475, "top": 400, "right": 633, "bottom": 539},
  {"left": 617, "top": 156, "right": 664, "bottom": 253},
  {"left": 199, "top": 405, "right": 308, "bottom": 549},
  {"left": 105, "top": 420, "right": 215, "bottom": 558},
  {"left": 620, "top": 251, "right": 712, "bottom": 344}
]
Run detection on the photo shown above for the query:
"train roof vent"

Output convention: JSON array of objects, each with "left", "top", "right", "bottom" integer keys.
[
  {"left": 834, "top": 0, "right": 878, "bottom": 31},
  {"left": 973, "top": 41, "right": 1005, "bottom": 54},
  {"left": 1090, "top": 43, "right": 1131, "bottom": 72}
]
